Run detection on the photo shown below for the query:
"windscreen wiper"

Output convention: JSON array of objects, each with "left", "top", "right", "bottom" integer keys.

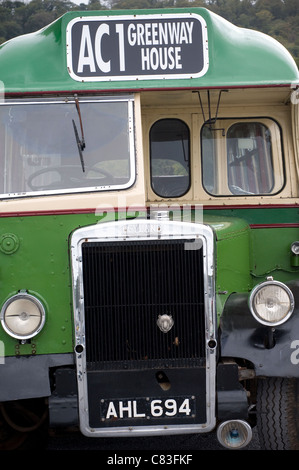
[
  {"left": 72, "top": 94, "right": 86, "bottom": 172},
  {"left": 72, "top": 119, "right": 85, "bottom": 172}
]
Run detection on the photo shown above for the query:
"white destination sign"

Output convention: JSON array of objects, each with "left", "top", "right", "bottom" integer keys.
[{"left": 66, "top": 14, "right": 209, "bottom": 82}]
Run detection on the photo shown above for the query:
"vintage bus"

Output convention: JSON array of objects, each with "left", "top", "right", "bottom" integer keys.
[{"left": 0, "top": 7, "right": 299, "bottom": 450}]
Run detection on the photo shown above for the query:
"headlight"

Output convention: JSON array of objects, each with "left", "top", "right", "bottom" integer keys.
[
  {"left": 249, "top": 278, "right": 294, "bottom": 326},
  {"left": 291, "top": 241, "right": 299, "bottom": 255},
  {"left": 0, "top": 293, "right": 46, "bottom": 340}
]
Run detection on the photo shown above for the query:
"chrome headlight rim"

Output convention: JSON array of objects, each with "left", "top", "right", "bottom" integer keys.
[
  {"left": 249, "top": 279, "right": 295, "bottom": 327},
  {"left": 0, "top": 292, "right": 46, "bottom": 340}
]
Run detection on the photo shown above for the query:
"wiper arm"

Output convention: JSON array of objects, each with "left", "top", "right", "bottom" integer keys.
[
  {"left": 72, "top": 94, "right": 85, "bottom": 172},
  {"left": 72, "top": 119, "right": 85, "bottom": 172}
]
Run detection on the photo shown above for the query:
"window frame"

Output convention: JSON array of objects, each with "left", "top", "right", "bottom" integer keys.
[
  {"left": 149, "top": 118, "right": 191, "bottom": 198},
  {"left": 200, "top": 117, "right": 285, "bottom": 198},
  {"left": 0, "top": 95, "right": 136, "bottom": 199}
]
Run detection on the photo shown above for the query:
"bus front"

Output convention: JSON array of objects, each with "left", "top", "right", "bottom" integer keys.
[{"left": 0, "top": 8, "right": 299, "bottom": 451}]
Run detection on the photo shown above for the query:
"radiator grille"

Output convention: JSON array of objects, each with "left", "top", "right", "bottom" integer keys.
[{"left": 82, "top": 239, "right": 206, "bottom": 370}]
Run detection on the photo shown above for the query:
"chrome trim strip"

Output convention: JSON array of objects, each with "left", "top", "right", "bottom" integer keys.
[{"left": 71, "top": 219, "right": 217, "bottom": 437}]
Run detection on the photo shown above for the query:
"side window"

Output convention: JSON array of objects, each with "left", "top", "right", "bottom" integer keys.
[
  {"left": 150, "top": 119, "right": 190, "bottom": 198},
  {"left": 202, "top": 119, "right": 284, "bottom": 196},
  {"left": 227, "top": 122, "right": 274, "bottom": 195}
]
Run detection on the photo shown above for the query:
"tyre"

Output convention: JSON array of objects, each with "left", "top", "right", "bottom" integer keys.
[
  {"left": 256, "top": 377, "right": 299, "bottom": 450},
  {"left": 0, "top": 399, "right": 48, "bottom": 450}
]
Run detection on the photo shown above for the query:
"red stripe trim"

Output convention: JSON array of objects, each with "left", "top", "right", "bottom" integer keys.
[
  {"left": 0, "top": 207, "right": 146, "bottom": 217},
  {"left": 203, "top": 203, "right": 299, "bottom": 210},
  {"left": 0, "top": 203, "right": 298, "bottom": 218},
  {"left": 250, "top": 223, "right": 299, "bottom": 229}
]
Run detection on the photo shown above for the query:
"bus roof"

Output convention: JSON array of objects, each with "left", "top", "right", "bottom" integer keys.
[{"left": 0, "top": 8, "right": 298, "bottom": 94}]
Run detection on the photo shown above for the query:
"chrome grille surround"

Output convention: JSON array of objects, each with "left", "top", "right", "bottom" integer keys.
[{"left": 71, "top": 219, "right": 217, "bottom": 437}]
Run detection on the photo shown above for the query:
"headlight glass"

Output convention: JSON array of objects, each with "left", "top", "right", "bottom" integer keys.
[
  {"left": 0, "top": 293, "right": 45, "bottom": 340},
  {"left": 249, "top": 279, "right": 294, "bottom": 326}
]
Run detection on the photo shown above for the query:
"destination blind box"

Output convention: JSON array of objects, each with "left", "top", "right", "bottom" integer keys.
[{"left": 66, "top": 13, "right": 209, "bottom": 81}]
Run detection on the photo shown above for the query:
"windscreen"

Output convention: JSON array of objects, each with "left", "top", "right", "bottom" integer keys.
[{"left": 0, "top": 97, "right": 135, "bottom": 198}]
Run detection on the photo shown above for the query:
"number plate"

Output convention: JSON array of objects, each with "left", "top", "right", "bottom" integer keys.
[{"left": 100, "top": 396, "right": 196, "bottom": 421}]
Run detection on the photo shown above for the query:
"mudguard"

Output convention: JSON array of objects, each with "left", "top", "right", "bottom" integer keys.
[
  {"left": 220, "top": 281, "right": 299, "bottom": 378},
  {"left": 0, "top": 353, "right": 74, "bottom": 402}
]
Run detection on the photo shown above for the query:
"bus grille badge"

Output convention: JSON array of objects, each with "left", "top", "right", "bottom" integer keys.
[{"left": 157, "top": 314, "right": 174, "bottom": 333}]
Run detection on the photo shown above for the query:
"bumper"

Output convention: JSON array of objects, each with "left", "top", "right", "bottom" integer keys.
[{"left": 47, "top": 362, "right": 248, "bottom": 433}]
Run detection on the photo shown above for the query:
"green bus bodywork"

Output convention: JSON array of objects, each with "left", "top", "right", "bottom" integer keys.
[
  {"left": 1, "top": 206, "right": 297, "bottom": 358},
  {"left": 0, "top": 8, "right": 298, "bottom": 93}
]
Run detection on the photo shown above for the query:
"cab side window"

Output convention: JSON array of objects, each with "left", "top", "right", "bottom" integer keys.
[
  {"left": 150, "top": 119, "right": 190, "bottom": 198},
  {"left": 202, "top": 119, "right": 283, "bottom": 196},
  {"left": 227, "top": 122, "right": 274, "bottom": 195}
]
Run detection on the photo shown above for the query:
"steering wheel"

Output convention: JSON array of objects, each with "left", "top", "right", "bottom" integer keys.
[{"left": 27, "top": 165, "right": 115, "bottom": 191}]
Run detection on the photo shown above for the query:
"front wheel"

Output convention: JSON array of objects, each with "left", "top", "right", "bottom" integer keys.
[
  {"left": 0, "top": 399, "right": 48, "bottom": 450},
  {"left": 256, "top": 377, "right": 299, "bottom": 450}
]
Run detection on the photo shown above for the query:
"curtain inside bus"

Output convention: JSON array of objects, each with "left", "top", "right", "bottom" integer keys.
[{"left": 292, "top": 98, "right": 299, "bottom": 181}]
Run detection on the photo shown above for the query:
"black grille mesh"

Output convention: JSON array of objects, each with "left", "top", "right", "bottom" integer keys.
[{"left": 82, "top": 239, "right": 206, "bottom": 370}]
